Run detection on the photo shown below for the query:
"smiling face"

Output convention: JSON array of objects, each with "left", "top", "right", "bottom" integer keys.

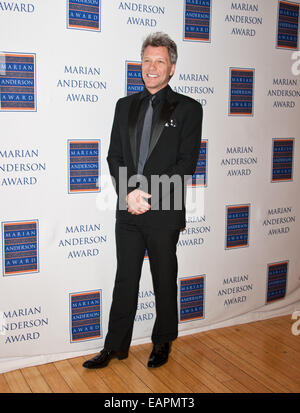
[{"left": 141, "top": 46, "right": 176, "bottom": 95}]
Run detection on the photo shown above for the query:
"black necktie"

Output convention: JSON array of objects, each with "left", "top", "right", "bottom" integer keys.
[{"left": 138, "top": 95, "right": 154, "bottom": 175}]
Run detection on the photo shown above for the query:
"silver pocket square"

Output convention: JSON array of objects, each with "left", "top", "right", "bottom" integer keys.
[{"left": 164, "top": 119, "right": 177, "bottom": 128}]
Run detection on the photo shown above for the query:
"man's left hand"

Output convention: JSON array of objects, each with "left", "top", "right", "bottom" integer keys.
[{"left": 126, "top": 189, "right": 151, "bottom": 215}]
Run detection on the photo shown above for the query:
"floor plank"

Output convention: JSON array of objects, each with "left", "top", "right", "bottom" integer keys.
[
  {"left": 122, "top": 350, "right": 172, "bottom": 393},
  {"left": 251, "top": 317, "right": 300, "bottom": 355},
  {"left": 221, "top": 324, "right": 300, "bottom": 392},
  {"left": 82, "top": 354, "right": 132, "bottom": 393},
  {"left": 0, "top": 374, "right": 11, "bottom": 393},
  {"left": 133, "top": 344, "right": 193, "bottom": 393},
  {"left": 193, "top": 333, "right": 267, "bottom": 393},
  {"left": 53, "top": 359, "right": 91, "bottom": 393},
  {"left": 21, "top": 366, "right": 52, "bottom": 393},
  {"left": 200, "top": 328, "right": 289, "bottom": 393},
  {"left": 229, "top": 323, "right": 300, "bottom": 388},
  {"left": 1, "top": 315, "right": 299, "bottom": 393},
  {"left": 169, "top": 345, "right": 232, "bottom": 393},
  {"left": 176, "top": 335, "right": 250, "bottom": 392},
  {"left": 109, "top": 355, "right": 152, "bottom": 393},
  {"left": 38, "top": 362, "right": 72, "bottom": 393},
  {"left": 68, "top": 356, "right": 112, "bottom": 393},
  {"left": 4, "top": 370, "right": 32, "bottom": 393}
]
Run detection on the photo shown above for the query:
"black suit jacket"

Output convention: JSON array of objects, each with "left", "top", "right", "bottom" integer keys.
[{"left": 107, "top": 85, "right": 203, "bottom": 229}]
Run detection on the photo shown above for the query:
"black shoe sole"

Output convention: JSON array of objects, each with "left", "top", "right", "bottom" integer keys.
[
  {"left": 147, "top": 358, "right": 168, "bottom": 368},
  {"left": 82, "top": 352, "right": 128, "bottom": 369},
  {"left": 117, "top": 353, "right": 128, "bottom": 360}
]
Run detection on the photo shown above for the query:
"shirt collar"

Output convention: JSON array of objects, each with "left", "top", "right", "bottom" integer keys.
[{"left": 141, "top": 84, "right": 169, "bottom": 102}]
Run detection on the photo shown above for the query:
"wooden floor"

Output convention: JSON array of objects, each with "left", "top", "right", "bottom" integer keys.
[{"left": 0, "top": 314, "right": 299, "bottom": 393}]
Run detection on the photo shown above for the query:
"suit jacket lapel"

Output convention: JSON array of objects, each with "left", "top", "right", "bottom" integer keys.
[
  {"left": 147, "top": 91, "right": 178, "bottom": 160},
  {"left": 128, "top": 87, "right": 179, "bottom": 169},
  {"left": 128, "top": 94, "right": 143, "bottom": 168}
]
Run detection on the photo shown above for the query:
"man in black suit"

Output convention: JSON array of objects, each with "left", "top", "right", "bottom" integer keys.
[{"left": 83, "top": 32, "right": 203, "bottom": 369}]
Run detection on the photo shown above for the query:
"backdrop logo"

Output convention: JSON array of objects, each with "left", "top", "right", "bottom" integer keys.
[
  {"left": 225, "top": 204, "right": 250, "bottom": 249},
  {"left": 125, "top": 61, "right": 143, "bottom": 96},
  {"left": 2, "top": 220, "right": 39, "bottom": 276},
  {"left": 179, "top": 275, "right": 205, "bottom": 322},
  {"left": 266, "top": 261, "right": 288, "bottom": 303},
  {"left": 183, "top": 0, "right": 211, "bottom": 42},
  {"left": 68, "top": 140, "right": 100, "bottom": 193},
  {"left": 189, "top": 139, "right": 208, "bottom": 187},
  {"left": 70, "top": 290, "right": 102, "bottom": 342},
  {"left": 0, "top": 52, "right": 36, "bottom": 111},
  {"left": 272, "top": 138, "right": 294, "bottom": 182},
  {"left": 67, "top": 0, "right": 101, "bottom": 31},
  {"left": 276, "top": 0, "right": 299, "bottom": 50},
  {"left": 229, "top": 68, "right": 255, "bottom": 116}
]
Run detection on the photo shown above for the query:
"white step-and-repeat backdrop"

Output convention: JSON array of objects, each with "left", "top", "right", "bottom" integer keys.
[{"left": 0, "top": 0, "right": 300, "bottom": 373}]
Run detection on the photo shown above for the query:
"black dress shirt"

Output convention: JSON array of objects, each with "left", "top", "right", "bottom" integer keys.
[{"left": 135, "top": 85, "right": 168, "bottom": 171}]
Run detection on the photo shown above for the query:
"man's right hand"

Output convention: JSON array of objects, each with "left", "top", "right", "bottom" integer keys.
[{"left": 126, "top": 189, "right": 151, "bottom": 215}]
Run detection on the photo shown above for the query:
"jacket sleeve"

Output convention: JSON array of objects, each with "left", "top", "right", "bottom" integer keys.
[
  {"left": 106, "top": 100, "right": 138, "bottom": 201},
  {"left": 106, "top": 99, "right": 125, "bottom": 195}
]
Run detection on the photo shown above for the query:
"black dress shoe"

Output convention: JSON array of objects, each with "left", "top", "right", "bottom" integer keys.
[
  {"left": 82, "top": 349, "right": 128, "bottom": 369},
  {"left": 147, "top": 342, "right": 170, "bottom": 368}
]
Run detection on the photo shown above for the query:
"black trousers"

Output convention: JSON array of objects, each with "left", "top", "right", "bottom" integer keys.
[{"left": 104, "top": 221, "right": 180, "bottom": 352}]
